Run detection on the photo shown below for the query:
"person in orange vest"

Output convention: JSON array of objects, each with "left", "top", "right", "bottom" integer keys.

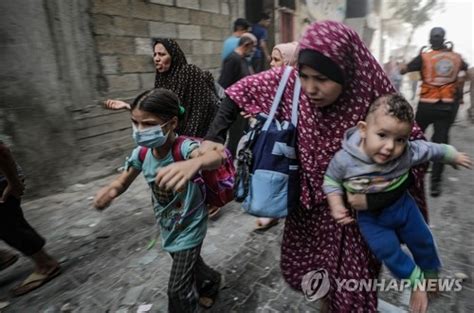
[{"left": 401, "top": 27, "right": 468, "bottom": 197}]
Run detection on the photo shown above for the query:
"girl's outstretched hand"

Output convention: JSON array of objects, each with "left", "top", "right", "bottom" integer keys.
[
  {"left": 103, "top": 99, "right": 131, "bottom": 110},
  {"left": 155, "top": 159, "right": 201, "bottom": 192},
  {"left": 94, "top": 186, "right": 118, "bottom": 210}
]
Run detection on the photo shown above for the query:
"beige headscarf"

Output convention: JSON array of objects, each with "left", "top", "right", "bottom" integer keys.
[{"left": 272, "top": 42, "right": 298, "bottom": 66}]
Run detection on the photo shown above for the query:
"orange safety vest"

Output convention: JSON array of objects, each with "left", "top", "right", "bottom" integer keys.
[{"left": 420, "top": 49, "right": 462, "bottom": 103}]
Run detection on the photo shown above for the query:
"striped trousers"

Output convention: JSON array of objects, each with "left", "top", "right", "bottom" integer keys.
[{"left": 168, "top": 244, "right": 221, "bottom": 313}]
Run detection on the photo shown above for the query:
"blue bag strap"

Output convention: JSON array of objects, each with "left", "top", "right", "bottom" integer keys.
[
  {"left": 263, "top": 66, "right": 293, "bottom": 131},
  {"left": 291, "top": 77, "right": 301, "bottom": 126}
]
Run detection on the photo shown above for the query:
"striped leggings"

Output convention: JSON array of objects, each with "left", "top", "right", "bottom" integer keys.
[{"left": 168, "top": 244, "right": 221, "bottom": 313}]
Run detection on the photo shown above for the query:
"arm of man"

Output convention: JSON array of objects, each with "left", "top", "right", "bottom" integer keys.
[
  {"left": 457, "top": 59, "right": 469, "bottom": 103},
  {"left": 400, "top": 55, "right": 422, "bottom": 75},
  {"left": 203, "top": 97, "right": 241, "bottom": 145},
  {"left": 261, "top": 40, "right": 271, "bottom": 62},
  {"left": 218, "top": 56, "right": 240, "bottom": 89}
]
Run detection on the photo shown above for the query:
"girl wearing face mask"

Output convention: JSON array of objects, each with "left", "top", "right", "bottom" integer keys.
[
  {"left": 104, "top": 39, "right": 223, "bottom": 218},
  {"left": 94, "top": 88, "right": 225, "bottom": 312}
]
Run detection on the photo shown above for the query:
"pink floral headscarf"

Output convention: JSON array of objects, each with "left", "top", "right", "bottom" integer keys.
[{"left": 226, "top": 21, "right": 427, "bottom": 215}]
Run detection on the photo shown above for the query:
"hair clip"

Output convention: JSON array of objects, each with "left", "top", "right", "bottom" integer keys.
[{"left": 179, "top": 105, "right": 185, "bottom": 115}]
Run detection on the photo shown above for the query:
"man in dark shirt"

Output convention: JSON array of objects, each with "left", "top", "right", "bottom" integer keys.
[
  {"left": 401, "top": 27, "right": 468, "bottom": 197},
  {"left": 218, "top": 34, "right": 256, "bottom": 158},
  {"left": 251, "top": 12, "right": 272, "bottom": 73},
  {"left": 221, "top": 18, "right": 251, "bottom": 61},
  {"left": 218, "top": 34, "right": 256, "bottom": 89}
]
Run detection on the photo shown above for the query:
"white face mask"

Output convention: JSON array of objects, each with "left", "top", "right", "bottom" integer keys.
[{"left": 132, "top": 121, "right": 170, "bottom": 148}]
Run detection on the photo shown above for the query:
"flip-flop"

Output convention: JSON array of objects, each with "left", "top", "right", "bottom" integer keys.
[
  {"left": 11, "top": 265, "right": 61, "bottom": 297},
  {"left": 254, "top": 218, "right": 279, "bottom": 231},
  {"left": 208, "top": 206, "right": 221, "bottom": 219},
  {"left": 0, "top": 253, "right": 19, "bottom": 271}
]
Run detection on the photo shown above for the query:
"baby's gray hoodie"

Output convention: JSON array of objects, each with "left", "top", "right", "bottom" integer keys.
[{"left": 323, "top": 126, "right": 456, "bottom": 194}]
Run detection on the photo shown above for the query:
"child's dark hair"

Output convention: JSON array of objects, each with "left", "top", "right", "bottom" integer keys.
[
  {"left": 367, "top": 94, "right": 414, "bottom": 124},
  {"left": 131, "top": 88, "right": 185, "bottom": 121}
]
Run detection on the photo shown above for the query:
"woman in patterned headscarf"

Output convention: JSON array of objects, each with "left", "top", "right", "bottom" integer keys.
[
  {"left": 202, "top": 21, "right": 428, "bottom": 312},
  {"left": 105, "top": 38, "right": 218, "bottom": 138},
  {"left": 254, "top": 40, "right": 300, "bottom": 231},
  {"left": 270, "top": 41, "right": 298, "bottom": 68},
  {"left": 152, "top": 38, "right": 218, "bottom": 137}
]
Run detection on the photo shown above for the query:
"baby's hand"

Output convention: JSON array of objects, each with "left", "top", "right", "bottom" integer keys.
[
  {"left": 453, "top": 152, "right": 472, "bottom": 169},
  {"left": 330, "top": 205, "right": 355, "bottom": 225}
]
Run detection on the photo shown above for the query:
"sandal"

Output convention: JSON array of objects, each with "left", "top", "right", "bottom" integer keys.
[
  {"left": 0, "top": 251, "right": 19, "bottom": 271},
  {"left": 254, "top": 218, "right": 279, "bottom": 231},
  {"left": 208, "top": 206, "right": 221, "bottom": 219},
  {"left": 12, "top": 265, "right": 61, "bottom": 297}
]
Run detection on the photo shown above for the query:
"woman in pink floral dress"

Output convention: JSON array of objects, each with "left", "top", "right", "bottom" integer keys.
[{"left": 203, "top": 21, "right": 428, "bottom": 312}]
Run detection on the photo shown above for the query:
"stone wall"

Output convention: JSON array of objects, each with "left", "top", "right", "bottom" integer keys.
[
  {"left": 0, "top": 0, "right": 243, "bottom": 197},
  {"left": 78, "top": 0, "right": 241, "bottom": 183},
  {"left": 92, "top": 0, "right": 240, "bottom": 96},
  {"left": 0, "top": 0, "right": 100, "bottom": 197}
]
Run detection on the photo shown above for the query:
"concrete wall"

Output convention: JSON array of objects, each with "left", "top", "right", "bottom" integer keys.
[
  {"left": 0, "top": 0, "right": 99, "bottom": 197},
  {"left": 0, "top": 0, "right": 242, "bottom": 197},
  {"left": 92, "top": 0, "right": 239, "bottom": 94}
]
